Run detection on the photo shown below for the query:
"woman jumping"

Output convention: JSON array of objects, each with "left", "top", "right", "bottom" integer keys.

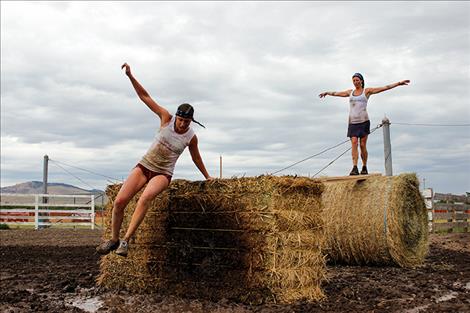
[
  {"left": 96, "top": 63, "right": 213, "bottom": 257},
  {"left": 319, "top": 73, "right": 410, "bottom": 175}
]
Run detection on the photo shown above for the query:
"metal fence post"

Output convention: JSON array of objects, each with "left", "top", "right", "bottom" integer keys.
[
  {"left": 101, "top": 193, "right": 104, "bottom": 229},
  {"left": 382, "top": 117, "right": 393, "bottom": 176},
  {"left": 220, "top": 155, "right": 223, "bottom": 179}
]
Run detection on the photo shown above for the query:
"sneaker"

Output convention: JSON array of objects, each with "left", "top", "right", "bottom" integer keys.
[
  {"left": 360, "top": 166, "right": 368, "bottom": 175},
  {"left": 115, "top": 240, "right": 128, "bottom": 257},
  {"left": 349, "top": 166, "right": 359, "bottom": 176},
  {"left": 96, "top": 239, "right": 119, "bottom": 255}
]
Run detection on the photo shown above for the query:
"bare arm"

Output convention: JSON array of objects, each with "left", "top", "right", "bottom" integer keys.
[
  {"left": 121, "top": 63, "right": 171, "bottom": 126},
  {"left": 365, "top": 80, "right": 410, "bottom": 97},
  {"left": 188, "top": 135, "right": 213, "bottom": 180},
  {"left": 319, "top": 89, "right": 351, "bottom": 98}
]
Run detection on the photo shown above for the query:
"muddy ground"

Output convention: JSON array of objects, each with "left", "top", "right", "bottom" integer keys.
[{"left": 0, "top": 229, "right": 469, "bottom": 313}]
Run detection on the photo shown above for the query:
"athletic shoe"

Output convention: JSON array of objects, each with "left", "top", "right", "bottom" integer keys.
[
  {"left": 349, "top": 166, "right": 359, "bottom": 176},
  {"left": 115, "top": 240, "right": 128, "bottom": 257},
  {"left": 360, "top": 166, "right": 368, "bottom": 175},
  {"left": 96, "top": 239, "right": 119, "bottom": 255}
]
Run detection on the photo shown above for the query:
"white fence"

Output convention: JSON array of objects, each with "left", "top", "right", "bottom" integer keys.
[
  {"left": 0, "top": 193, "right": 95, "bottom": 229},
  {"left": 422, "top": 188, "right": 469, "bottom": 233}
]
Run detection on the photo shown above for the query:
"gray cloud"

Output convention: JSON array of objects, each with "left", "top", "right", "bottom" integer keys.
[{"left": 1, "top": 2, "right": 469, "bottom": 194}]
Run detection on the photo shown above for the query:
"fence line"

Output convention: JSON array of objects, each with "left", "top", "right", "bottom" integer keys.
[
  {"left": 0, "top": 193, "right": 95, "bottom": 230},
  {"left": 422, "top": 189, "right": 469, "bottom": 233}
]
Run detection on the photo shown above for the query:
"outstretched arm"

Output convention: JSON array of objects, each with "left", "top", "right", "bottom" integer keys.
[
  {"left": 319, "top": 89, "right": 351, "bottom": 98},
  {"left": 121, "top": 63, "right": 171, "bottom": 126},
  {"left": 188, "top": 135, "right": 213, "bottom": 180},
  {"left": 365, "top": 80, "right": 410, "bottom": 97}
]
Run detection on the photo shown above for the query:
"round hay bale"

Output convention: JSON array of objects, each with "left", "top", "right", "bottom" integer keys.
[{"left": 321, "top": 173, "right": 428, "bottom": 267}]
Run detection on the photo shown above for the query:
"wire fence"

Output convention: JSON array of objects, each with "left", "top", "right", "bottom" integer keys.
[
  {"left": 36, "top": 119, "right": 469, "bottom": 191},
  {"left": 270, "top": 123, "right": 383, "bottom": 176}
]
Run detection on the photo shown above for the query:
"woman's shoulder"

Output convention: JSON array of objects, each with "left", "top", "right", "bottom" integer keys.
[
  {"left": 160, "top": 114, "right": 174, "bottom": 128},
  {"left": 364, "top": 88, "right": 373, "bottom": 98},
  {"left": 187, "top": 127, "right": 196, "bottom": 138}
]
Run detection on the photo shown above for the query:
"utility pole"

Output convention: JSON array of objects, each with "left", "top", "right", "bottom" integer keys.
[{"left": 382, "top": 117, "right": 393, "bottom": 176}]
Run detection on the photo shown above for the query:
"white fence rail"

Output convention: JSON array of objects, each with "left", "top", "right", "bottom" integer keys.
[{"left": 0, "top": 193, "right": 95, "bottom": 229}]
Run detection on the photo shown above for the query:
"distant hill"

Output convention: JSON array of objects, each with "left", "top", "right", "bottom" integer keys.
[{"left": 1, "top": 181, "right": 103, "bottom": 195}]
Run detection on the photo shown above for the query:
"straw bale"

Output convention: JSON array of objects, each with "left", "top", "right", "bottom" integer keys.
[
  {"left": 97, "top": 184, "right": 170, "bottom": 290},
  {"left": 321, "top": 173, "right": 428, "bottom": 267},
  {"left": 97, "top": 176, "right": 325, "bottom": 304}
]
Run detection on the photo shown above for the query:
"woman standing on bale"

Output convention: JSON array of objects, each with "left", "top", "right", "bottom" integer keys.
[
  {"left": 97, "top": 63, "right": 213, "bottom": 257},
  {"left": 319, "top": 73, "right": 410, "bottom": 175}
]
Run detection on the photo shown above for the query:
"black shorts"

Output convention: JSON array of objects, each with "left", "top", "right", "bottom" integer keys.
[
  {"left": 135, "top": 163, "right": 172, "bottom": 184},
  {"left": 347, "top": 120, "right": 370, "bottom": 138}
]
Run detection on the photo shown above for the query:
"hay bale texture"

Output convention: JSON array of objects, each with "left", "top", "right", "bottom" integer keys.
[
  {"left": 321, "top": 173, "right": 428, "bottom": 267},
  {"left": 97, "top": 176, "right": 326, "bottom": 304}
]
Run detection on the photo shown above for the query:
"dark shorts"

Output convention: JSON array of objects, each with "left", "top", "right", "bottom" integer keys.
[
  {"left": 347, "top": 120, "right": 370, "bottom": 138},
  {"left": 135, "top": 163, "right": 172, "bottom": 184}
]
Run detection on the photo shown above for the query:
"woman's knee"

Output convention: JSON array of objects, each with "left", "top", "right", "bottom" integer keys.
[
  {"left": 136, "top": 195, "right": 154, "bottom": 208},
  {"left": 114, "top": 196, "right": 129, "bottom": 211}
]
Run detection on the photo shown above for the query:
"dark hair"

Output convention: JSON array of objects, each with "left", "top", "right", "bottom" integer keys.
[
  {"left": 352, "top": 73, "right": 365, "bottom": 88},
  {"left": 175, "top": 103, "right": 205, "bottom": 128},
  {"left": 176, "top": 103, "right": 194, "bottom": 119}
]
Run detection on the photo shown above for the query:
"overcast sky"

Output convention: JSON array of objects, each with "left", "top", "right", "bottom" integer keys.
[{"left": 1, "top": 1, "right": 469, "bottom": 194}]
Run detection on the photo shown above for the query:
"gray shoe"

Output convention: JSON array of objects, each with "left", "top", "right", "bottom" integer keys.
[
  {"left": 115, "top": 240, "right": 128, "bottom": 257},
  {"left": 96, "top": 239, "right": 119, "bottom": 255}
]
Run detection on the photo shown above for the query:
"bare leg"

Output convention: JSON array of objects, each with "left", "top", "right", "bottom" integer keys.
[
  {"left": 359, "top": 135, "right": 368, "bottom": 166},
  {"left": 123, "top": 175, "right": 170, "bottom": 241},
  {"left": 111, "top": 167, "right": 148, "bottom": 242},
  {"left": 350, "top": 137, "right": 359, "bottom": 166}
]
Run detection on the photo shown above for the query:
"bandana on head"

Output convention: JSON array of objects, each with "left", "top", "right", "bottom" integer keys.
[
  {"left": 352, "top": 73, "right": 365, "bottom": 88},
  {"left": 175, "top": 103, "right": 206, "bottom": 128}
]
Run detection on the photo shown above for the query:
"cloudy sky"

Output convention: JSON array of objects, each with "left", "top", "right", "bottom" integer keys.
[{"left": 1, "top": 1, "right": 469, "bottom": 194}]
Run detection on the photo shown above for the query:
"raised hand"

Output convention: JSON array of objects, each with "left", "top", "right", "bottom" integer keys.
[
  {"left": 121, "top": 63, "right": 131, "bottom": 76},
  {"left": 398, "top": 80, "right": 410, "bottom": 86}
]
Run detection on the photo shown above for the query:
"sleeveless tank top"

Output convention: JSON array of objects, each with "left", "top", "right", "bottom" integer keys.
[
  {"left": 139, "top": 116, "right": 195, "bottom": 176},
  {"left": 349, "top": 89, "right": 369, "bottom": 124}
]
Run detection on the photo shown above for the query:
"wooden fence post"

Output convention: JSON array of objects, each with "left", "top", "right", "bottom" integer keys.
[
  {"left": 34, "top": 195, "right": 39, "bottom": 230},
  {"left": 91, "top": 195, "right": 95, "bottom": 230}
]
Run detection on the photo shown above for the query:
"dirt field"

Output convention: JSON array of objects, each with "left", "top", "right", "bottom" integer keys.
[{"left": 0, "top": 229, "right": 469, "bottom": 313}]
